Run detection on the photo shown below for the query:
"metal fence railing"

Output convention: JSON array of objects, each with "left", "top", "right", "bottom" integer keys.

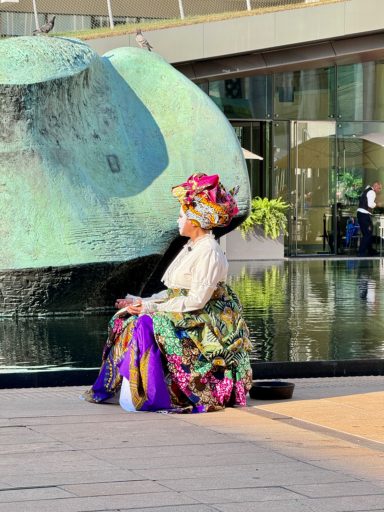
[{"left": 0, "top": 0, "right": 345, "bottom": 37}]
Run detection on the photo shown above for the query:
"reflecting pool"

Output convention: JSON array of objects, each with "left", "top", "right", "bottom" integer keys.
[
  {"left": 228, "top": 259, "right": 384, "bottom": 362},
  {"left": 1, "top": 259, "right": 384, "bottom": 371}
]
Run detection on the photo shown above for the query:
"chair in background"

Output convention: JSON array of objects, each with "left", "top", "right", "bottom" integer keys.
[{"left": 345, "top": 217, "right": 360, "bottom": 254}]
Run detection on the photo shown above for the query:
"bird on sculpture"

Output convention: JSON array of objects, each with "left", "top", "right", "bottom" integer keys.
[
  {"left": 135, "top": 29, "right": 153, "bottom": 51},
  {"left": 33, "top": 15, "right": 56, "bottom": 36}
]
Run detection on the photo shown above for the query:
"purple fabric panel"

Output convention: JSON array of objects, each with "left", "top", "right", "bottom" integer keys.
[
  {"left": 118, "top": 315, "right": 171, "bottom": 411},
  {"left": 91, "top": 365, "right": 115, "bottom": 402}
]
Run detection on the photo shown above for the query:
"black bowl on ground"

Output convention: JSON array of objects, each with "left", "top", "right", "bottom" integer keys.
[{"left": 249, "top": 381, "right": 295, "bottom": 400}]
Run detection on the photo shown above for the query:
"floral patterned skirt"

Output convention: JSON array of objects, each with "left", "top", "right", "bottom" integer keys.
[{"left": 83, "top": 284, "right": 253, "bottom": 413}]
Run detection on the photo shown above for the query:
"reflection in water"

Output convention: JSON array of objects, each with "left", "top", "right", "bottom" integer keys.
[
  {"left": 0, "top": 316, "right": 108, "bottom": 370},
  {"left": 228, "top": 259, "right": 384, "bottom": 362},
  {"left": 1, "top": 260, "right": 384, "bottom": 370}
]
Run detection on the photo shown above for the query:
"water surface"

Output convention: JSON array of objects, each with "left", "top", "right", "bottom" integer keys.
[{"left": 1, "top": 259, "right": 383, "bottom": 371}]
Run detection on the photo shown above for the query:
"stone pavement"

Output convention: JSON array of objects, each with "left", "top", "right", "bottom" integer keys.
[{"left": 0, "top": 376, "right": 383, "bottom": 512}]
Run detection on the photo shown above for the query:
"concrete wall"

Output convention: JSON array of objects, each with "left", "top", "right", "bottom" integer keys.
[
  {"left": 87, "top": 0, "right": 384, "bottom": 64},
  {"left": 220, "top": 228, "right": 285, "bottom": 260}
]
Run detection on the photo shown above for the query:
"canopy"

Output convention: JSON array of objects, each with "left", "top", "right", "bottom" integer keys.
[
  {"left": 275, "top": 135, "right": 384, "bottom": 170},
  {"left": 241, "top": 147, "right": 263, "bottom": 160}
]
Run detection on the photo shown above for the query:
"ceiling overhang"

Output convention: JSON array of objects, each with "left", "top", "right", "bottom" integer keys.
[{"left": 174, "top": 32, "right": 384, "bottom": 82}]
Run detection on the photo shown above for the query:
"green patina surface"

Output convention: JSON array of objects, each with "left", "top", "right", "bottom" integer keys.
[{"left": 0, "top": 37, "right": 250, "bottom": 270}]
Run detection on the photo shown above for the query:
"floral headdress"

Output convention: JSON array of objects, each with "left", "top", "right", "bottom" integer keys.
[{"left": 172, "top": 173, "right": 239, "bottom": 230}]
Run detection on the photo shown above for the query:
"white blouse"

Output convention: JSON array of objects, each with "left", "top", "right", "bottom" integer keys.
[{"left": 141, "top": 233, "right": 228, "bottom": 313}]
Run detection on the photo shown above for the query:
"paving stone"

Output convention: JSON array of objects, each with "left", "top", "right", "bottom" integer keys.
[
  {"left": 159, "top": 476, "right": 266, "bottom": 492},
  {"left": 3, "top": 469, "right": 147, "bottom": 488},
  {"left": 27, "top": 420, "right": 238, "bottom": 451},
  {"left": 212, "top": 500, "right": 317, "bottom": 512},
  {"left": 0, "top": 450, "right": 118, "bottom": 477},
  {"left": 158, "top": 470, "right": 359, "bottom": 492},
  {"left": 0, "top": 427, "right": 56, "bottom": 445},
  {"left": 0, "top": 491, "right": 198, "bottom": 512},
  {"left": 257, "top": 390, "right": 384, "bottom": 443},
  {"left": 285, "top": 481, "right": 384, "bottom": 498},
  {"left": 8, "top": 413, "right": 156, "bottom": 426},
  {"left": 116, "top": 506, "right": 218, "bottom": 512},
  {"left": 302, "top": 493, "right": 384, "bottom": 511},
  {"left": 61, "top": 480, "right": 168, "bottom": 497},
  {"left": 0, "top": 486, "right": 74, "bottom": 503},
  {"left": 0, "top": 442, "right": 73, "bottom": 455},
  {"left": 73, "top": 507, "right": 217, "bottom": 512},
  {"left": 81, "top": 443, "right": 291, "bottom": 463},
  {"left": 110, "top": 450, "right": 292, "bottom": 472},
  {"left": 132, "top": 460, "right": 310, "bottom": 481},
  {"left": 182, "top": 486, "right": 302, "bottom": 504}
]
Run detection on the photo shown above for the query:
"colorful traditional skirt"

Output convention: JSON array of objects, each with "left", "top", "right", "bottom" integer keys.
[{"left": 84, "top": 284, "right": 253, "bottom": 413}]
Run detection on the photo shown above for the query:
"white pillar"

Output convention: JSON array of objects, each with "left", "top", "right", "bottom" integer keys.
[
  {"left": 32, "top": 0, "right": 39, "bottom": 30},
  {"left": 178, "top": 0, "right": 185, "bottom": 20},
  {"left": 106, "top": 0, "right": 114, "bottom": 28},
  {"left": 246, "top": 0, "right": 252, "bottom": 11}
]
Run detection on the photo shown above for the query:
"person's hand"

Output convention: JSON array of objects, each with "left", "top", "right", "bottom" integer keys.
[
  {"left": 115, "top": 298, "right": 135, "bottom": 309},
  {"left": 126, "top": 300, "right": 143, "bottom": 316}
]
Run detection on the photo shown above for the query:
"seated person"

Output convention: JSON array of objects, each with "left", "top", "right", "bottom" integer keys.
[{"left": 83, "top": 173, "right": 253, "bottom": 413}]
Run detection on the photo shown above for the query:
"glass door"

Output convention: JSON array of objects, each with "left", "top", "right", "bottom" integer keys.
[
  {"left": 336, "top": 122, "right": 384, "bottom": 254},
  {"left": 288, "top": 121, "right": 337, "bottom": 255},
  {"left": 232, "top": 122, "right": 268, "bottom": 198}
]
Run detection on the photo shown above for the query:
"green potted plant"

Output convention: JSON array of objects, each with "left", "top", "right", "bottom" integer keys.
[
  {"left": 221, "top": 196, "right": 289, "bottom": 260},
  {"left": 240, "top": 197, "right": 289, "bottom": 240}
]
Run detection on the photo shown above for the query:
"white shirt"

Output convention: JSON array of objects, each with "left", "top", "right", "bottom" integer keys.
[
  {"left": 141, "top": 234, "right": 228, "bottom": 313},
  {"left": 357, "top": 188, "right": 376, "bottom": 215}
]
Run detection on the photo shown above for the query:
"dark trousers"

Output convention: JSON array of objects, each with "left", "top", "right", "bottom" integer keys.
[{"left": 357, "top": 211, "right": 373, "bottom": 256}]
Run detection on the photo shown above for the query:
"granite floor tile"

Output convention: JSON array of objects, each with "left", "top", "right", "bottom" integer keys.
[
  {"left": 117, "top": 506, "right": 219, "bottom": 512},
  {"left": 110, "top": 450, "right": 293, "bottom": 471},
  {"left": 0, "top": 490, "right": 198, "bottom": 512},
  {"left": 134, "top": 462, "right": 356, "bottom": 486},
  {"left": 61, "top": 480, "right": 169, "bottom": 497},
  {"left": 212, "top": 500, "right": 316, "bottom": 512},
  {"left": 299, "top": 493, "right": 384, "bottom": 511},
  {"left": 158, "top": 471, "right": 359, "bottom": 492},
  {"left": 182, "top": 486, "right": 302, "bottom": 504},
  {"left": 285, "top": 481, "right": 384, "bottom": 498},
  {"left": 92, "top": 507, "right": 217, "bottom": 512},
  {"left": 82, "top": 443, "right": 292, "bottom": 463},
  {"left": 0, "top": 451, "right": 118, "bottom": 477},
  {"left": 3, "top": 469, "right": 143, "bottom": 488},
  {"left": 0, "top": 486, "right": 75, "bottom": 503},
  {"left": 0, "top": 442, "right": 73, "bottom": 455}
]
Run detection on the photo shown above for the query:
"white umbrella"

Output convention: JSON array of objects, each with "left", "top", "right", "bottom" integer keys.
[
  {"left": 360, "top": 132, "right": 384, "bottom": 147},
  {"left": 275, "top": 136, "right": 384, "bottom": 170},
  {"left": 241, "top": 148, "right": 263, "bottom": 160}
]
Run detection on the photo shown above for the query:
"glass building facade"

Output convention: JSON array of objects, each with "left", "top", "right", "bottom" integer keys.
[{"left": 201, "top": 61, "right": 384, "bottom": 256}]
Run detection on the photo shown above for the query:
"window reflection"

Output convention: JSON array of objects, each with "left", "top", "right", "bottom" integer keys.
[
  {"left": 338, "top": 61, "right": 384, "bottom": 121},
  {"left": 208, "top": 75, "right": 271, "bottom": 119},
  {"left": 274, "top": 68, "right": 335, "bottom": 120}
]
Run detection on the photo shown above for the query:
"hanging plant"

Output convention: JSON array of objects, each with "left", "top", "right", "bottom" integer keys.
[{"left": 240, "top": 197, "right": 289, "bottom": 240}]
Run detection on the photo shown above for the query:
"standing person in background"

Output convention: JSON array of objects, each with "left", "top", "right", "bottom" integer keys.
[{"left": 357, "top": 181, "right": 382, "bottom": 256}]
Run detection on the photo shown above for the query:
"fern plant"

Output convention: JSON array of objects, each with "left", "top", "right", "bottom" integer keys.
[{"left": 240, "top": 197, "right": 289, "bottom": 240}]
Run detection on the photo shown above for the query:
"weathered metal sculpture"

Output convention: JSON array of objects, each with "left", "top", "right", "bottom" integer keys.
[{"left": 0, "top": 37, "right": 250, "bottom": 316}]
